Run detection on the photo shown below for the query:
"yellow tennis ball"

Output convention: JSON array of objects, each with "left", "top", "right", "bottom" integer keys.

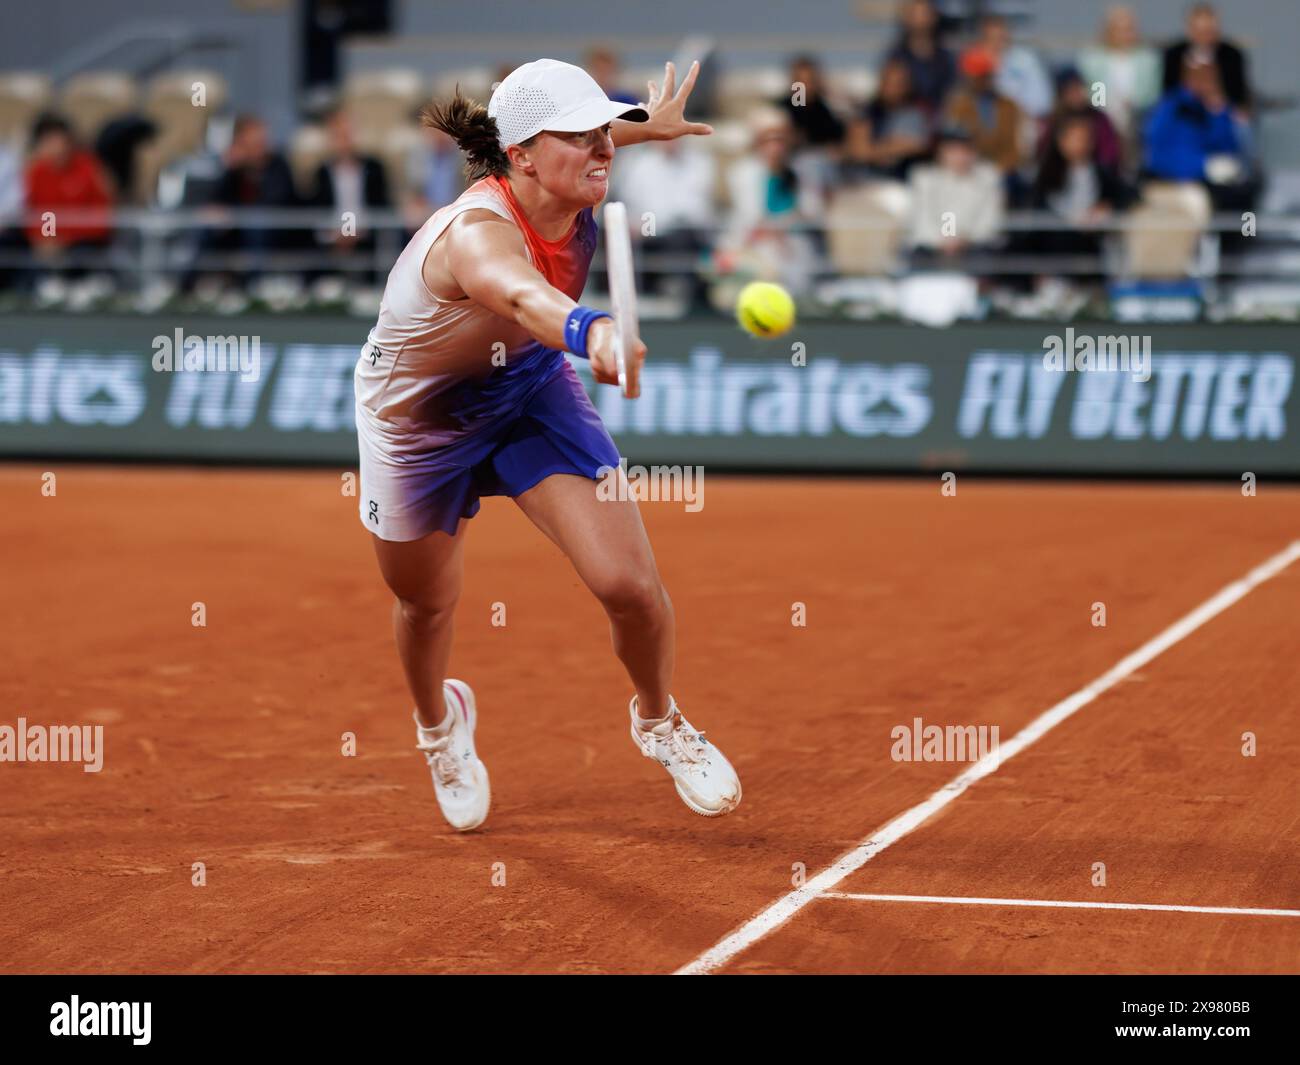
[{"left": 736, "top": 281, "right": 795, "bottom": 338}]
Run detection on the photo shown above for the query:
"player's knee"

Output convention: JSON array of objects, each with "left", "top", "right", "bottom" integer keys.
[
  {"left": 395, "top": 590, "right": 459, "bottom": 630},
  {"left": 595, "top": 571, "right": 665, "bottom": 620}
]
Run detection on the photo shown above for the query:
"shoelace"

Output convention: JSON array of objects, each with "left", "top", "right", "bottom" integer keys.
[
  {"left": 640, "top": 714, "right": 709, "bottom": 766},
  {"left": 670, "top": 724, "right": 710, "bottom": 765},
  {"left": 418, "top": 738, "right": 465, "bottom": 789}
]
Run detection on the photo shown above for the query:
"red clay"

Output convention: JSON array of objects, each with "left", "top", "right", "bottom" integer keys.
[{"left": 1, "top": 466, "right": 1296, "bottom": 973}]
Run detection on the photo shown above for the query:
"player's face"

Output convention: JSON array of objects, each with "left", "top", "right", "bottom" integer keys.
[{"left": 534, "top": 124, "right": 615, "bottom": 207}]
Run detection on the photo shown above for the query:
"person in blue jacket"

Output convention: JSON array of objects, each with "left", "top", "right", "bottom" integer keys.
[{"left": 1143, "top": 59, "right": 1239, "bottom": 183}]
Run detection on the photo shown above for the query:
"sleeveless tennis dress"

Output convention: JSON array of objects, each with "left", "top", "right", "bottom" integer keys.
[{"left": 354, "top": 175, "right": 619, "bottom": 541}]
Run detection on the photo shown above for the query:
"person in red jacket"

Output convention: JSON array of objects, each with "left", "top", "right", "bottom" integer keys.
[{"left": 24, "top": 113, "right": 113, "bottom": 261}]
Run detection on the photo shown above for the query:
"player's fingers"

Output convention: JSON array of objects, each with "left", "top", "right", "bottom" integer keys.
[
  {"left": 661, "top": 60, "right": 675, "bottom": 100},
  {"left": 685, "top": 121, "right": 714, "bottom": 136},
  {"left": 677, "top": 59, "right": 700, "bottom": 98}
]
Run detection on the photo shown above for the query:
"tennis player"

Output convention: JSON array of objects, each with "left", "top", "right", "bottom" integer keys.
[{"left": 355, "top": 58, "right": 742, "bottom": 830}]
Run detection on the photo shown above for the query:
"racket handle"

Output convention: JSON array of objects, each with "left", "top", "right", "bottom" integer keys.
[{"left": 615, "top": 333, "right": 628, "bottom": 396}]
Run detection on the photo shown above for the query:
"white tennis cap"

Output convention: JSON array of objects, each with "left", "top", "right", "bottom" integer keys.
[{"left": 487, "top": 58, "right": 648, "bottom": 148}]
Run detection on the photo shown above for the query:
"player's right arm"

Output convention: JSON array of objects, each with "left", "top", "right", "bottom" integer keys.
[{"left": 437, "top": 210, "right": 643, "bottom": 391}]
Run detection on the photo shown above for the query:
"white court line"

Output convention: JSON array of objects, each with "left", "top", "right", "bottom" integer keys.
[
  {"left": 821, "top": 893, "right": 1300, "bottom": 918},
  {"left": 675, "top": 539, "right": 1300, "bottom": 975}
]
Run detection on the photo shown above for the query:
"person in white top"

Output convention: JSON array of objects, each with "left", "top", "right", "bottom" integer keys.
[
  {"left": 718, "top": 108, "right": 824, "bottom": 296},
  {"left": 355, "top": 58, "right": 744, "bottom": 831},
  {"left": 609, "top": 137, "right": 715, "bottom": 303},
  {"left": 908, "top": 127, "right": 1005, "bottom": 255}
]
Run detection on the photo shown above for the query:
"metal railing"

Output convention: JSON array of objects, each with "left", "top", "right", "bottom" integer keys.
[
  {"left": 49, "top": 24, "right": 239, "bottom": 82},
  {"left": 4, "top": 206, "right": 1300, "bottom": 294}
]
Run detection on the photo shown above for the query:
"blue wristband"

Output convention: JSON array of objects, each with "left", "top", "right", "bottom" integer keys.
[{"left": 564, "top": 306, "right": 612, "bottom": 360}]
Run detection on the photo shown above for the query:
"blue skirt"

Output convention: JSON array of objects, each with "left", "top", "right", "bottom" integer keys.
[{"left": 357, "top": 360, "right": 621, "bottom": 542}]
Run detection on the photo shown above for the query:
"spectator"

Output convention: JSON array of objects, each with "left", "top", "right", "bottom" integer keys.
[
  {"left": 611, "top": 138, "right": 716, "bottom": 307},
  {"left": 1144, "top": 59, "right": 1254, "bottom": 210},
  {"left": 308, "top": 106, "right": 391, "bottom": 266},
  {"left": 943, "top": 47, "right": 1023, "bottom": 175},
  {"left": 94, "top": 115, "right": 159, "bottom": 204},
  {"left": 1145, "top": 59, "right": 1237, "bottom": 181},
  {"left": 979, "top": 13, "right": 1053, "bottom": 119},
  {"left": 1043, "top": 67, "right": 1122, "bottom": 173},
  {"left": 196, "top": 114, "right": 299, "bottom": 285},
  {"left": 23, "top": 113, "right": 113, "bottom": 265},
  {"left": 719, "top": 109, "right": 823, "bottom": 295},
  {"left": 1161, "top": 2, "right": 1251, "bottom": 112},
  {"left": 839, "top": 57, "right": 932, "bottom": 182},
  {"left": 1031, "top": 113, "right": 1131, "bottom": 261},
  {"left": 881, "top": 0, "right": 956, "bottom": 111},
  {"left": 214, "top": 114, "right": 297, "bottom": 212},
  {"left": 586, "top": 46, "right": 640, "bottom": 106},
  {"left": 779, "top": 55, "right": 846, "bottom": 149},
  {"left": 1077, "top": 5, "right": 1162, "bottom": 137},
  {"left": 909, "top": 126, "right": 1003, "bottom": 259},
  {"left": 404, "top": 121, "right": 464, "bottom": 228}
]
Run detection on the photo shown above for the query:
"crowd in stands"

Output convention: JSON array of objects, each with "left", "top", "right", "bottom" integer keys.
[
  {"left": 0, "top": 2, "right": 1275, "bottom": 308},
  {"left": 695, "top": 0, "right": 1263, "bottom": 296}
]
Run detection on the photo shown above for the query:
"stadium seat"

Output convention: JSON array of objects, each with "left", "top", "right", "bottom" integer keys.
[
  {"left": 624, "top": 67, "right": 660, "bottom": 103},
  {"left": 356, "top": 122, "right": 424, "bottom": 203},
  {"left": 288, "top": 123, "right": 331, "bottom": 195},
  {"left": 826, "top": 182, "right": 912, "bottom": 276},
  {"left": 145, "top": 70, "right": 228, "bottom": 156},
  {"left": 702, "top": 119, "right": 751, "bottom": 211},
  {"left": 826, "top": 67, "right": 876, "bottom": 108},
  {"left": 129, "top": 138, "right": 167, "bottom": 205},
  {"left": 0, "top": 72, "right": 51, "bottom": 140},
  {"left": 1122, "top": 181, "right": 1212, "bottom": 279},
  {"left": 430, "top": 68, "right": 494, "bottom": 108},
  {"left": 716, "top": 66, "right": 787, "bottom": 119},
  {"left": 343, "top": 68, "right": 425, "bottom": 134},
  {"left": 123, "top": 71, "right": 232, "bottom": 204},
  {"left": 59, "top": 71, "right": 139, "bottom": 143}
]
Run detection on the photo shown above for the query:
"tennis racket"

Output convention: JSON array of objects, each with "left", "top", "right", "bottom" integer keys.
[{"left": 602, "top": 201, "right": 641, "bottom": 399}]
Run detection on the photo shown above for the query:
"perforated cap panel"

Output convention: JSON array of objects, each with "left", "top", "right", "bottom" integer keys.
[{"left": 489, "top": 86, "right": 559, "bottom": 147}]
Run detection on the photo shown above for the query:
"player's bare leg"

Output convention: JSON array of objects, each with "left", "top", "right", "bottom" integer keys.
[
  {"left": 372, "top": 520, "right": 489, "bottom": 831},
  {"left": 514, "top": 471, "right": 740, "bottom": 815},
  {"left": 513, "top": 472, "right": 674, "bottom": 718},
  {"left": 370, "top": 522, "right": 467, "bottom": 728}
]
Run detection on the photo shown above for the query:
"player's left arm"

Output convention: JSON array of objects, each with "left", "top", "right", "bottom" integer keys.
[{"left": 612, "top": 60, "right": 714, "bottom": 147}]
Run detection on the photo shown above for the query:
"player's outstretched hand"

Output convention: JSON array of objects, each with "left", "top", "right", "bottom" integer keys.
[
  {"left": 642, "top": 60, "right": 714, "bottom": 141},
  {"left": 588, "top": 317, "right": 646, "bottom": 398}
]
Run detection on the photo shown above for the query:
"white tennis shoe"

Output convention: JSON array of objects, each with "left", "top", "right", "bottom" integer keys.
[
  {"left": 415, "top": 679, "right": 490, "bottom": 831},
  {"left": 630, "top": 696, "right": 742, "bottom": 817}
]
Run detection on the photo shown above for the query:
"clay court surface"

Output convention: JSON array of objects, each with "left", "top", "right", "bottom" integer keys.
[{"left": 1, "top": 465, "right": 1297, "bottom": 974}]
